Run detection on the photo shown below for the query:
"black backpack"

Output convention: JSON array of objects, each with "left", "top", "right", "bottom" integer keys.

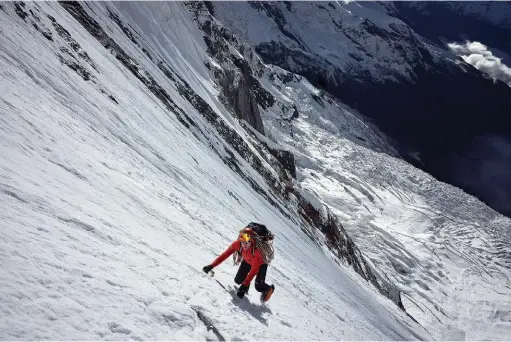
[{"left": 247, "top": 222, "right": 274, "bottom": 241}]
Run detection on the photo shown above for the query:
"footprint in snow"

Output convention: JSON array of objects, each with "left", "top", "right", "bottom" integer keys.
[
  {"left": 280, "top": 320, "right": 292, "bottom": 327},
  {"left": 108, "top": 322, "right": 131, "bottom": 335}
]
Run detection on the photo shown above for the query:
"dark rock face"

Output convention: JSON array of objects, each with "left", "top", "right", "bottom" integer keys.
[
  {"left": 268, "top": 148, "right": 296, "bottom": 179},
  {"left": 9, "top": 2, "right": 121, "bottom": 102},
  {"left": 255, "top": 41, "right": 344, "bottom": 91},
  {"left": 295, "top": 191, "right": 402, "bottom": 308},
  {"left": 196, "top": 9, "right": 268, "bottom": 135},
  {"left": 14, "top": 2, "right": 28, "bottom": 21},
  {"left": 220, "top": 57, "right": 265, "bottom": 134}
]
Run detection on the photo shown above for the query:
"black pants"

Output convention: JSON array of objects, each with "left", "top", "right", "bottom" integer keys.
[{"left": 234, "top": 261, "right": 271, "bottom": 293}]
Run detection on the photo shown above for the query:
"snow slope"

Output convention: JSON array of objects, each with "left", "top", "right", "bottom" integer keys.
[{"left": 0, "top": 2, "right": 426, "bottom": 340}]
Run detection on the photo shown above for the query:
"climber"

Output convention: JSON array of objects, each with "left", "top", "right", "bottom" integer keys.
[{"left": 203, "top": 223, "right": 275, "bottom": 302}]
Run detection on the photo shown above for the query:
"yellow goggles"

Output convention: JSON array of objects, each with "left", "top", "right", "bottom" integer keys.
[{"left": 239, "top": 232, "right": 251, "bottom": 243}]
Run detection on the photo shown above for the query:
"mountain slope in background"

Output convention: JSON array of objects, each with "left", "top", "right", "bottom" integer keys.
[
  {"left": 1, "top": 1, "right": 510, "bottom": 341},
  {"left": 212, "top": 0, "right": 511, "bottom": 217}
]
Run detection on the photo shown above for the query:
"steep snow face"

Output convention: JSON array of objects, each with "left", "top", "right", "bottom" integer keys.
[
  {"left": 2, "top": 1, "right": 510, "bottom": 341},
  {"left": 0, "top": 2, "right": 425, "bottom": 341}
]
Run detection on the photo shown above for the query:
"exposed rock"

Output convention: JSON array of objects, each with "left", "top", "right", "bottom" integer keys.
[
  {"left": 295, "top": 191, "right": 403, "bottom": 308},
  {"left": 107, "top": 4, "right": 153, "bottom": 62},
  {"left": 107, "top": 7, "right": 139, "bottom": 47},
  {"left": 188, "top": 3, "right": 269, "bottom": 135},
  {"left": 249, "top": 75, "right": 275, "bottom": 110},
  {"left": 48, "top": 15, "right": 97, "bottom": 72},
  {"left": 14, "top": 2, "right": 28, "bottom": 21},
  {"left": 269, "top": 148, "right": 295, "bottom": 179},
  {"left": 57, "top": 54, "right": 92, "bottom": 81},
  {"left": 219, "top": 58, "right": 265, "bottom": 134}
]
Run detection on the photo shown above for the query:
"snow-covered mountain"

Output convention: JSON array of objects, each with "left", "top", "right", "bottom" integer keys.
[
  {"left": 212, "top": 1, "right": 511, "bottom": 218},
  {"left": 1, "top": 1, "right": 510, "bottom": 341}
]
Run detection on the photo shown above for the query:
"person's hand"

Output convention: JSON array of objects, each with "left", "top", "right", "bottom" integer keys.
[
  {"left": 237, "top": 284, "right": 249, "bottom": 299},
  {"left": 202, "top": 265, "right": 213, "bottom": 274}
]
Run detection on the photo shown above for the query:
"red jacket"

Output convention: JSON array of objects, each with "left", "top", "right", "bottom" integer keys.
[{"left": 211, "top": 240, "right": 264, "bottom": 287}]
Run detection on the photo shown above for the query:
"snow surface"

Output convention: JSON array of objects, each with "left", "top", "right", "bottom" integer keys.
[
  {"left": 2, "top": 1, "right": 510, "bottom": 340},
  {"left": 0, "top": 2, "right": 427, "bottom": 340}
]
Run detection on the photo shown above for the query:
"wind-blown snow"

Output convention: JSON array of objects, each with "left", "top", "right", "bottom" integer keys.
[
  {"left": 0, "top": 2, "right": 426, "bottom": 340},
  {"left": 448, "top": 41, "right": 511, "bottom": 87}
]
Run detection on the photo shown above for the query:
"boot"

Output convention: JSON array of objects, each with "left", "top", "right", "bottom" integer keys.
[{"left": 261, "top": 284, "right": 275, "bottom": 302}]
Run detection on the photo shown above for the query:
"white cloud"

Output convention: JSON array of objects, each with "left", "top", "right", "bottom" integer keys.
[{"left": 448, "top": 41, "right": 511, "bottom": 87}]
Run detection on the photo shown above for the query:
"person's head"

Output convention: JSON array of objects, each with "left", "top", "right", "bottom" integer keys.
[{"left": 239, "top": 227, "right": 254, "bottom": 250}]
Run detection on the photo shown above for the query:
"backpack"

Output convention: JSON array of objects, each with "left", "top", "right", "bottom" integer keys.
[
  {"left": 247, "top": 222, "right": 274, "bottom": 242},
  {"left": 233, "top": 222, "right": 275, "bottom": 265}
]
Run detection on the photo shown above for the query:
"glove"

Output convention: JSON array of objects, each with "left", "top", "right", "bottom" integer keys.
[
  {"left": 202, "top": 265, "right": 213, "bottom": 274},
  {"left": 237, "top": 284, "right": 249, "bottom": 299}
]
